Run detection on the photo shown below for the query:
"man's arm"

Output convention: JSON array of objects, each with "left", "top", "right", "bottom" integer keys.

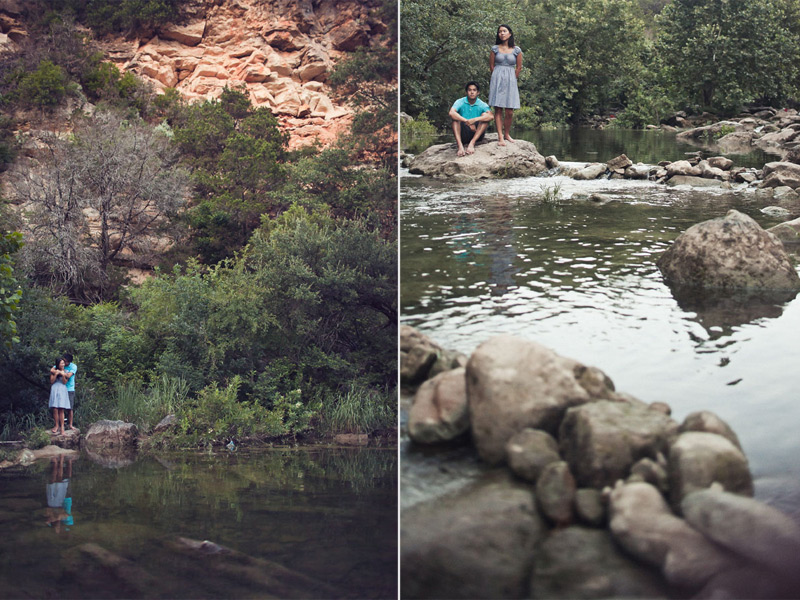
[{"left": 449, "top": 106, "right": 468, "bottom": 123}]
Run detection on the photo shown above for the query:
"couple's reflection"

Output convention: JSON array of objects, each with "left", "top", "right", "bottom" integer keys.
[{"left": 45, "top": 454, "right": 75, "bottom": 534}]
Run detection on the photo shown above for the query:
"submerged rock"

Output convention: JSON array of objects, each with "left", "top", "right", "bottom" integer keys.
[
  {"left": 656, "top": 209, "right": 800, "bottom": 291},
  {"left": 407, "top": 134, "right": 546, "bottom": 180}
]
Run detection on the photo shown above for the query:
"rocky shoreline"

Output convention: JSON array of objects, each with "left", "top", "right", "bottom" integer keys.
[{"left": 401, "top": 327, "right": 800, "bottom": 599}]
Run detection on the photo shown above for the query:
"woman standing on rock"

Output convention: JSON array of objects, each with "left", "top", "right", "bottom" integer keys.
[
  {"left": 49, "top": 358, "right": 70, "bottom": 435},
  {"left": 489, "top": 24, "right": 522, "bottom": 146}
]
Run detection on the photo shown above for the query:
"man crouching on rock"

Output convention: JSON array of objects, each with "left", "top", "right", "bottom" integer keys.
[{"left": 450, "top": 81, "right": 493, "bottom": 157}]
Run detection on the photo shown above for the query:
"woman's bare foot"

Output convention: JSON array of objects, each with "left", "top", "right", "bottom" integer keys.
[
  {"left": 498, "top": 139, "right": 506, "bottom": 146},
  {"left": 51, "top": 428, "right": 59, "bottom": 434},
  {"left": 505, "top": 135, "right": 515, "bottom": 143}
]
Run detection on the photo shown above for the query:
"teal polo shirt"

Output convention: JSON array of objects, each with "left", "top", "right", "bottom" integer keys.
[{"left": 452, "top": 96, "right": 490, "bottom": 120}]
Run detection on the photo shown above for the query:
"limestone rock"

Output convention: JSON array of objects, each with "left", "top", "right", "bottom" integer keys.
[
  {"left": 536, "top": 461, "right": 576, "bottom": 524},
  {"left": 606, "top": 154, "right": 632, "bottom": 172},
  {"left": 530, "top": 527, "right": 668, "bottom": 599},
  {"left": 668, "top": 432, "right": 753, "bottom": 506},
  {"left": 559, "top": 400, "right": 679, "bottom": 489},
  {"left": 574, "top": 488, "right": 606, "bottom": 527},
  {"left": 608, "top": 481, "right": 738, "bottom": 588},
  {"left": 573, "top": 163, "right": 607, "bottom": 180},
  {"left": 83, "top": 420, "right": 138, "bottom": 452},
  {"left": 708, "top": 156, "right": 734, "bottom": 170},
  {"left": 545, "top": 155, "right": 560, "bottom": 169},
  {"left": 682, "top": 486, "right": 800, "bottom": 576},
  {"left": 768, "top": 216, "right": 800, "bottom": 243},
  {"left": 467, "top": 335, "right": 617, "bottom": 465},
  {"left": 679, "top": 411, "right": 742, "bottom": 451},
  {"left": 400, "top": 326, "right": 442, "bottom": 386},
  {"left": 407, "top": 135, "right": 547, "bottom": 180},
  {"left": 408, "top": 368, "right": 469, "bottom": 444},
  {"left": 760, "top": 161, "right": 800, "bottom": 189},
  {"left": 505, "top": 428, "right": 561, "bottom": 483},
  {"left": 159, "top": 21, "right": 206, "bottom": 46},
  {"left": 656, "top": 209, "right": 800, "bottom": 291},
  {"left": 401, "top": 471, "right": 544, "bottom": 599},
  {"left": 629, "top": 457, "right": 669, "bottom": 493}
]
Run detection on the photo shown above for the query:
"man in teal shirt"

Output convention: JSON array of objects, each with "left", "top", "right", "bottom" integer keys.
[
  {"left": 63, "top": 353, "right": 77, "bottom": 430},
  {"left": 449, "top": 81, "right": 493, "bottom": 157}
]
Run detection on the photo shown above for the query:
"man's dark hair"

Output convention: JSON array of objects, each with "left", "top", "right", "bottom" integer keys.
[
  {"left": 465, "top": 81, "right": 480, "bottom": 92},
  {"left": 63, "top": 353, "right": 73, "bottom": 363}
]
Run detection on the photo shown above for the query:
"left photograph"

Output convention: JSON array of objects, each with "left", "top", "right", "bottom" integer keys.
[{"left": 0, "top": 0, "right": 398, "bottom": 598}]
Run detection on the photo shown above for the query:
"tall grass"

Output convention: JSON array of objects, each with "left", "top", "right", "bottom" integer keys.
[
  {"left": 320, "top": 383, "right": 396, "bottom": 434},
  {"left": 0, "top": 411, "right": 45, "bottom": 441}
]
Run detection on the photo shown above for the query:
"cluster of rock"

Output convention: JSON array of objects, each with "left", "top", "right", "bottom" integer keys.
[
  {"left": 1, "top": 0, "right": 390, "bottom": 149},
  {"left": 401, "top": 330, "right": 800, "bottom": 599}
]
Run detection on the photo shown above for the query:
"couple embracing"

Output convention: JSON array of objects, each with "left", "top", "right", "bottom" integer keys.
[
  {"left": 49, "top": 353, "right": 77, "bottom": 435},
  {"left": 450, "top": 25, "right": 522, "bottom": 156}
]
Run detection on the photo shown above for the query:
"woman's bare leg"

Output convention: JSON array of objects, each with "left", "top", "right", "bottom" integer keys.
[
  {"left": 52, "top": 408, "right": 59, "bottom": 433},
  {"left": 57, "top": 408, "right": 65, "bottom": 435},
  {"left": 494, "top": 108, "right": 506, "bottom": 146},
  {"left": 504, "top": 109, "right": 515, "bottom": 142}
]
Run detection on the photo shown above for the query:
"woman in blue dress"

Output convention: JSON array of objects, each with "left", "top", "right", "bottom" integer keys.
[
  {"left": 489, "top": 24, "right": 523, "bottom": 146},
  {"left": 49, "top": 358, "right": 70, "bottom": 435}
]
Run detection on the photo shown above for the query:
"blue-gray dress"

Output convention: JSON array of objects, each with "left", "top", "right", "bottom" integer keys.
[
  {"left": 489, "top": 45, "right": 521, "bottom": 109},
  {"left": 49, "top": 374, "right": 70, "bottom": 409}
]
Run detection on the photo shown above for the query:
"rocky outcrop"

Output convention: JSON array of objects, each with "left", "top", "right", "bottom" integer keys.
[
  {"left": 83, "top": 420, "right": 139, "bottom": 452},
  {"left": 466, "top": 335, "right": 618, "bottom": 464},
  {"left": 656, "top": 209, "right": 800, "bottom": 291},
  {"left": 403, "top": 332, "right": 800, "bottom": 598},
  {"left": 407, "top": 134, "right": 547, "bottom": 180}
]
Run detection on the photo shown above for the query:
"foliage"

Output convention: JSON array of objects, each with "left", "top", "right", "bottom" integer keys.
[
  {"left": 400, "top": 116, "right": 438, "bottom": 141},
  {"left": 0, "top": 116, "right": 19, "bottom": 172},
  {"left": 34, "top": 0, "right": 188, "bottom": 35},
  {"left": 24, "top": 426, "right": 51, "bottom": 449},
  {"left": 656, "top": 0, "right": 800, "bottom": 113},
  {"left": 0, "top": 231, "right": 23, "bottom": 350},
  {"left": 319, "top": 382, "right": 396, "bottom": 434},
  {"left": 513, "top": 106, "right": 544, "bottom": 130},
  {"left": 99, "top": 375, "right": 188, "bottom": 432},
  {"left": 173, "top": 88, "right": 288, "bottom": 263},
  {"left": 15, "top": 60, "right": 70, "bottom": 108},
  {"left": 11, "top": 110, "right": 188, "bottom": 301}
]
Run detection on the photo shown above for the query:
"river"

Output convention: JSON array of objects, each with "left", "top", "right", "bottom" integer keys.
[
  {"left": 0, "top": 446, "right": 397, "bottom": 598},
  {"left": 400, "top": 128, "right": 800, "bottom": 521}
]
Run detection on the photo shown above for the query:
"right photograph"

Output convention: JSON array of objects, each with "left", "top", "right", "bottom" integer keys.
[{"left": 398, "top": 0, "right": 800, "bottom": 597}]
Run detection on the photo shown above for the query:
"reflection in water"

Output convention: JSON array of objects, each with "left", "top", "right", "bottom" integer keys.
[
  {"left": 0, "top": 447, "right": 397, "bottom": 599},
  {"left": 401, "top": 170, "right": 800, "bottom": 502},
  {"left": 45, "top": 455, "right": 75, "bottom": 534}
]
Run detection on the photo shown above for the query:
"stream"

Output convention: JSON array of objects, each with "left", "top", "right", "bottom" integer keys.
[{"left": 400, "top": 129, "right": 800, "bottom": 522}]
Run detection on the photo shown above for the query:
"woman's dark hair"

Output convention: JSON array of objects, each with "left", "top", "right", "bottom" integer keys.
[
  {"left": 54, "top": 358, "right": 65, "bottom": 370},
  {"left": 495, "top": 24, "right": 515, "bottom": 48}
]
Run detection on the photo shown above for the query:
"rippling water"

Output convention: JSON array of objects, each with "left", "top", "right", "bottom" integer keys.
[{"left": 401, "top": 168, "right": 800, "bottom": 517}]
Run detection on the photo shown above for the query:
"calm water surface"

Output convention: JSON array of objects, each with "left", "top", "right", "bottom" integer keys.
[
  {"left": 0, "top": 447, "right": 397, "bottom": 599},
  {"left": 401, "top": 148, "right": 800, "bottom": 519}
]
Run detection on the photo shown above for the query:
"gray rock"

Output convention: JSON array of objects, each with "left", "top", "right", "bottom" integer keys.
[
  {"left": 694, "top": 565, "right": 800, "bottom": 600},
  {"left": 574, "top": 488, "right": 606, "bottom": 527},
  {"left": 408, "top": 368, "right": 469, "bottom": 444},
  {"left": 83, "top": 420, "right": 138, "bottom": 452},
  {"left": 407, "top": 134, "right": 547, "bottom": 180},
  {"left": 573, "top": 163, "right": 607, "bottom": 180},
  {"left": 536, "top": 461, "right": 576, "bottom": 524},
  {"left": 467, "top": 335, "right": 617, "bottom": 464},
  {"left": 559, "top": 400, "right": 679, "bottom": 489},
  {"left": 682, "top": 486, "right": 800, "bottom": 575},
  {"left": 707, "top": 156, "right": 734, "bottom": 170},
  {"left": 656, "top": 209, "right": 800, "bottom": 291},
  {"left": 668, "top": 431, "right": 753, "bottom": 507},
  {"left": 665, "top": 160, "right": 701, "bottom": 177},
  {"left": 624, "top": 163, "right": 651, "bottom": 179},
  {"left": 608, "top": 481, "right": 738, "bottom": 588},
  {"left": 716, "top": 131, "right": 757, "bottom": 155},
  {"left": 768, "top": 216, "right": 800, "bottom": 243},
  {"left": 761, "top": 205, "right": 792, "bottom": 218},
  {"left": 400, "top": 325, "right": 442, "bottom": 386},
  {"left": 607, "top": 154, "right": 632, "bottom": 171},
  {"left": 531, "top": 527, "right": 668, "bottom": 599},
  {"left": 629, "top": 457, "right": 669, "bottom": 493},
  {"left": 428, "top": 348, "right": 468, "bottom": 379},
  {"left": 679, "top": 411, "right": 742, "bottom": 451},
  {"left": 545, "top": 155, "right": 560, "bottom": 169},
  {"left": 152, "top": 414, "right": 178, "bottom": 434},
  {"left": 665, "top": 174, "right": 726, "bottom": 187},
  {"left": 505, "top": 428, "right": 560, "bottom": 483},
  {"left": 676, "top": 121, "right": 742, "bottom": 142},
  {"left": 762, "top": 162, "right": 800, "bottom": 188},
  {"left": 401, "top": 471, "right": 544, "bottom": 599}
]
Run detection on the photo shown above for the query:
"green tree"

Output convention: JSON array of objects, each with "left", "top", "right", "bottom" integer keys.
[
  {"left": 525, "top": 0, "right": 647, "bottom": 123},
  {"left": 0, "top": 231, "right": 23, "bottom": 350},
  {"left": 656, "top": 0, "right": 800, "bottom": 113},
  {"left": 16, "top": 60, "right": 69, "bottom": 108}
]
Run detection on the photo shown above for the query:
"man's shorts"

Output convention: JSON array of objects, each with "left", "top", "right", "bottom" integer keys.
[
  {"left": 67, "top": 391, "right": 75, "bottom": 411},
  {"left": 460, "top": 122, "right": 485, "bottom": 146}
]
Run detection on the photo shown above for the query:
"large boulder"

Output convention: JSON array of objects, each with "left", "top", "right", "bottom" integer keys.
[
  {"left": 408, "top": 368, "right": 469, "bottom": 444},
  {"left": 530, "top": 527, "right": 668, "bottom": 599},
  {"left": 656, "top": 209, "right": 800, "bottom": 291},
  {"left": 608, "top": 481, "right": 738, "bottom": 588},
  {"left": 668, "top": 432, "right": 753, "bottom": 506},
  {"left": 466, "top": 335, "right": 618, "bottom": 465},
  {"left": 679, "top": 411, "right": 742, "bottom": 451},
  {"left": 401, "top": 471, "right": 544, "bottom": 599},
  {"left": 682, "top": 486, "right": 800, "bottom": 576},
  {"left": 760, "top": 161, "right": 800, "bottom": 189},
  {"left": 559, "top": 400, "right": 679, "bottom": 489},
  {"left": 83, "top": 420, "right": 138, "bottom": 453},
  {"left": 407, "top": 134, "right": 547, "bottom": 180}
]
